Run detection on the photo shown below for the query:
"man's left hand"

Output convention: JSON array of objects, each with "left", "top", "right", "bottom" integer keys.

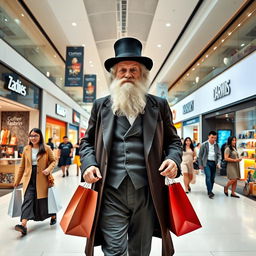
[{"left": 159, "top": 159, "right": 178, "bottom": 179}]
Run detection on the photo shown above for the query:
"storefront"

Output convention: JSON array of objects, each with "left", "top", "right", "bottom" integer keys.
[
  {"left": 173, "top": 51, "right": 256, "bottom": 181},
  {"left": 174, "top": 122, "right": 182, "bottom": 139},
  {"left": 0, "top": 63, "right": 41, "bottom": 187},
  {"left": 45, "top": 116, "right": 67, "bottom": 148},
  {"left": 183, "top": 117, "right": 200, "bottom": 144},
  {"left": 68, "top": 124, "right": 79, "bottom": 145}
]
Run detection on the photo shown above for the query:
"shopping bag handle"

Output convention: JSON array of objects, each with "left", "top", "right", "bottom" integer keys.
[
  {"left": 165, "top": 177, "right": 176, "bottom": 186},
  {"left": 82, "top": 182, "right": 91, "bottom": 189}
]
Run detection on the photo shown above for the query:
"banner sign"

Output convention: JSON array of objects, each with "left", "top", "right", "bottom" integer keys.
[
  {"left": 65, "top": 46, "right": 84, "bottom": 87},
  {"left": 156, "top": 83, "right": 168, "bottom": 99},
  {"left": 83, "top": 74, "right": 96, "bottom": 103}
]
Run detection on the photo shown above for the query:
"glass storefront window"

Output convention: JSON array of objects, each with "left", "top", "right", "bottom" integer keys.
[
  {"left": 169, "top": 2, "right": 256, "bottom": 106},
  {"left": 0, "top": 0, "right": 65, "bottom": 88},
  {"left": 236, "top": 106, "right": 256, "bottom": 180}
]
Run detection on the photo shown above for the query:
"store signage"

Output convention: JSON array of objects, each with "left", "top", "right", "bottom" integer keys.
[
  {"left": 183, "top": 117, "right": 199, "bottom": 126},
  {"left": 73, "top": 110, "right": 80, "bottom": 124},
  {"left": 213, "top": 79, "right": 231, "bottom": 101},
  {"left": 183, "top": 100, "right": 194, "bottom": 114},
  {"left": 55, "top": 104, "right": 67, "bottom": 117},
  {"left": 5, "top": 75, "right": 27, "bottom": 96}
]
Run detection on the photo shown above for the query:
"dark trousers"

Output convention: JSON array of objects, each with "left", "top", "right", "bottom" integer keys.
[
  {"left": 204, "top": 160, "right": 217, "bottom": 194},
  {"left": 99, "top": 176, "right": 155, "bottom": 256}
]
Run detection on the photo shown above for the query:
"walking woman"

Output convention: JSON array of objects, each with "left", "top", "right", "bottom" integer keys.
[
  {"left": 181, "top": 137, "right": 196, "bottom": 193},
  {"left": 13, "top": 128, "right": 57, "bottom": 235},
  {"left": 73, "top": 138, "right": 81, "bottom": 176},
  {"left": 224, "top": 136, "right": 242, "bottom": 198}
]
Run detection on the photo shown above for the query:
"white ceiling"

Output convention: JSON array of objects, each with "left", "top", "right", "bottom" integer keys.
[
  {"left": 23, "top": 0, "right": 248, "bottom": 109},
  {"left": 0, "top": 97, "right": 34, "bottom": 111}
]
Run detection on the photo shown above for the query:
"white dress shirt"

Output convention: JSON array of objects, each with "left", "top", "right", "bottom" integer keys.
[{"left": 208, "top": 141, "right": 216, "bottom": 161}]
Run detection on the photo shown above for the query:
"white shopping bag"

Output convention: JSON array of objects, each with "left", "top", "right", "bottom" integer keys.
[
  {"left": 8, "top": 188, "right": 22, "bottom": 217},
  {"left": 48, "top": 187, "right": 62, "bottom": 214}
]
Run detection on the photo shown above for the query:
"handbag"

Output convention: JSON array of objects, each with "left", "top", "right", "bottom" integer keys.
[
  {"left": 60, "top": 184, "right": 98, "bottom": 237},
  {"left": 167, "top": 181, "right": 202, "bottom": 236},
  {"left": 8, "top": 188, "right": 22, "bottom": 217},
  {"left": 48, "top": 186, "right": 62, "bottom": 213}
]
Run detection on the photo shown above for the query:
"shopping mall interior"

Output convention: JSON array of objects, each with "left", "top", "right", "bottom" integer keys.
[{"left": 0, "top": 0, "right": 255, "bottom": 255}]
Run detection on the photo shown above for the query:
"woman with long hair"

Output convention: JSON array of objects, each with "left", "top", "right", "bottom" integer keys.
[
  {"left": 181, "top": 137, "right": 196, "bottom": 193},
  {"left": 224, "top": 136, "right": 241, "bottom": 198},
  {"left": 13, "top": 128, "right": 57, "bottom": 235}
]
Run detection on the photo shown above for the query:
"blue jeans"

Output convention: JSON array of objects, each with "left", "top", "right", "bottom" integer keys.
[{"left": 204, "top": 160, "right": 216, "bottom": 194}]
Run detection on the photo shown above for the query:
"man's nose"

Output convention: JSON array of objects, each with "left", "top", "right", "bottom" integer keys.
[{"left": 124, "top": 71, "right": 132, "bottom": 78}]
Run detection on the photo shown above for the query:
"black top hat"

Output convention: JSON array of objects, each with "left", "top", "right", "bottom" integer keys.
[{"left": 104, "top": 37, "right": 153, "bottom": 72}]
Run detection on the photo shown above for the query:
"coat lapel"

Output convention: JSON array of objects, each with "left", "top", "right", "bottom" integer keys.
[
  {"left": 143, "top": 95, "right": 159, "bottom": 159},
  {"left": 26, "top": 145, "right": 32, "bottom": 166},
  {"left": 101, "top": 97, "right": 115, "bottom": 156}
]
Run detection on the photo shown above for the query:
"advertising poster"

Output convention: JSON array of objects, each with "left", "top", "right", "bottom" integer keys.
[
  {"left": 83, "top": 74, "right": 96, "bottom": 103},
  {"left": 65, "top": 46, "right": 84, "bottom": 87},
  {"left": 156, "top": 83, "right": 168, "bottom": 99}
]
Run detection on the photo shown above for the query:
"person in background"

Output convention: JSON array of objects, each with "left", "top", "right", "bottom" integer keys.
[
  {"left": 193, "top": 142, "right": 201, "bottom": 172},
  {"left": 224, "top": 136, "right": 242, "bottom": 198},
  {"left": 58, "top": 136, "right": 73, "bottom": 177},
  {"left": 73, "top": 138, "right": 81, "bottom": 176},
  {"left": 13, "top": 128, "right": 57, "bottom": 235},
  {"left": 80, "top": 37, "right": 182, "bottom": 256},
  {"left": 47, "top": 138, "right": 54, "bottom": 151},
  {"left": 198, "top": 131, "right": 221, "bottom": 199},
  {"left": 181, "top": 137, "right": 196, "bottom": 193}
]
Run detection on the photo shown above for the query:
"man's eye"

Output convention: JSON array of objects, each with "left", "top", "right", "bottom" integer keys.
[{"left": 119, "top": 69, "right": 126, "bottom": 73}]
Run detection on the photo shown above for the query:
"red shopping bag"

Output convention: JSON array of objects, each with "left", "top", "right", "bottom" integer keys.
[
  {"left": 60, "top": 185, "right": 98, "bottom": 237},
  {"left": 168, "top": 182, "right": 202, "bottom": 236}
]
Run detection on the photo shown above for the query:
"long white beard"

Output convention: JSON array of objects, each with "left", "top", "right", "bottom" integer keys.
[{"left": 110, "top": 78, "right": 147, "bottom": 118}]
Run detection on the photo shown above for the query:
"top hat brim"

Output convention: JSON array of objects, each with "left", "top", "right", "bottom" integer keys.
[{"left": 104, "top": 56, "right": 153, "bottom": 72}]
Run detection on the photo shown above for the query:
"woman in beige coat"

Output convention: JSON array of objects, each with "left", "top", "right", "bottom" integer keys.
[{"left": 14, "top": 128, "right": 56, "bottom": 235}]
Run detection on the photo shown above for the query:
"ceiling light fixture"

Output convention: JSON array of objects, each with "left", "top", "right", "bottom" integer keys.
[
  {"left": 89, "top": 60, "right": 93, "bottom": 64},
  {"left": 221, "top": 39, "right": 225, "bottom": 42},
  {"left": 195, "top": 76, "right": 199, "bottom": 83},
  {"left": 72, "top": 22, "right": 77, "bottom": 26},
  {"left": 237, "top": 23, "right": 241, "bottom": 27},
  {"left": 228, "top": 32, "right": 232, "bottom": 36},
  {"left": 248, "top": 13, "right": 252, "bottom": 17},
  {"left": 117, "top": 0, "right": 128, "bottom": 37},
  {"left": 241, "top": 43, "right": 245, "bottom": 47},
  {"left": 197, "top": 63, "right": 200, "bottom": 66},
  {"left": 186, "top": 73, "right": 189, "bottom": 76},
  {"left": 192, "top": 68, "right": 195, "bottom": 71},
  {"left": 157, "top": 44, "right": 162, "bottom": 48},
  {"left": 4, "top": 18, "right": 8, "bottom": 22},
  {"left": 46, "top": 72, "right": 50, "bottom": 77},
  {"left": 206, "top": 54, "right": 209, "bottom": 58},
  {"left": 82, "top": 44, "right": 85, "bottom": 47},
  {"left": 53, "top": 54, "right": 56, "bottom": 58},
  {"left": 213, "top": 46, "right": 217, "bottom": 50},
  {"left": 165, "top": 23, "right": 171, "bottom": 27},
  {"left": 21, "top": 13, "right": 24, "bottom": 17}
]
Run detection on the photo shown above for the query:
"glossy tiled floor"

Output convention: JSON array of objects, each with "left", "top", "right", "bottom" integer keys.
[{"left": 0, "top": 165, "right": 256, "bottom": 256}]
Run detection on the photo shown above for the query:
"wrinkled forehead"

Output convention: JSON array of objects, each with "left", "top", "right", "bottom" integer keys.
[{"left": 116, "top": 61, "right": 141, "bottom": 69}]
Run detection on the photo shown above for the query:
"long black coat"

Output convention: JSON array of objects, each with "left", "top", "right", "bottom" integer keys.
[{"left": 79, "top": 94, "right": 182, "bottom": 256}]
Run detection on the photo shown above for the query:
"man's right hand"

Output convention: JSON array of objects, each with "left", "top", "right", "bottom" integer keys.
[{"left": 83, "top": 166, "right": 102, "bottom": 184}]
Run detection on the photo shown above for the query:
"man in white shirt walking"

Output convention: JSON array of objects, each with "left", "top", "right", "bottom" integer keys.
[{"left": 198, "top": 131, "right": 221, "bottom": 198}]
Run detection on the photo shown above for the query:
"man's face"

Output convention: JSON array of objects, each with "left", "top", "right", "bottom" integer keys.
[
  {"left": 115, "top": 61, "right": 141, "bottom": 84},
  {"left": 63, "top": 138, "right": 68, "bottom": 143},
  {"left": 208, "top": 135, "right": 217, "bottom": 144}
]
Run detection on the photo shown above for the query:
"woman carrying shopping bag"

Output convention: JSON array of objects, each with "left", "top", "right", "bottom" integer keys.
[{"left": 13, "top": 128, "right": 56, "bottom": 235}]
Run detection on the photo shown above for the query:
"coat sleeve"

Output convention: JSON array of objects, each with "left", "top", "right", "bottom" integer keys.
[
  {"left": 14, "top": 147, "right": 26, "bottom": 185},
  {"left": 46, "top": 146, "right": 56, "bottom": 173},
  {"left": 162, "top": 99, "right": 182, "bottom": 177},
  {"left": 79, "top": 101, "right": 100, "bottom": 180},
  {"left": 198, "top": 143, "right": 204, "bottom": 167}
]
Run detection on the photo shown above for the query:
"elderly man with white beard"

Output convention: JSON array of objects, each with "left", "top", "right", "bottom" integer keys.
[{"left": 79, "top": 37, "right": 182, "bottom": 256}]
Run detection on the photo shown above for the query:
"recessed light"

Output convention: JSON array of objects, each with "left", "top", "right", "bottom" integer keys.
[
  {"left": 206, "top": 55, "right": 209, "bottom": 58},
  {"left": 4, "top": 18, "right": 8, "bottom": 22},
  {"left": 186, "top": 73, "right": 189, "bottom": 76},
  {"left": 212, "top": 66, "right": 215, "bottom": 69},
  {"left": 90, "top": 64, "right": 94, "bottom": 67},
  {"left": 201, "top": 59, "right": 204, "bottom": 62},
  {"left": 241, "top": 43, "right": 245, "bottom": 47},
  {"left": 192, "top": 68, "right": 195, "bottom": 71},
  {"left": 248, "top": 13, "right": 252, "bottom": 17},
  {"left": 195, "top": 76, "right": 199, "bottom": 83},
  {"left": 53, "top": 54, "right": 56, "bottom": 58},
  {"left": 60, "top": 77, "right": 63, "bottom": 81},
  {"left": 221, "top": 39, "right": 225, "bottom": 42},
  {"left": 46, "top": 72, "right": 50, "bottom": 77},
  {"left": 228, "top": 32, "right": 232, "bottom": 36},
  {"left": 82, "top": 44, "right": 85, "bottom": 47},
  {"left": 72, "top": 22, "right": 77, "bottom": 26},
  {"left": 237, "top": 23, "right": 241, "bottom": 27},
  {"left": 197, "top": 63, "right": 200, "bottom": 66},
  {"left": 21, "top": 13, "right": 24, "bottom": 17},
  {"left": 213, "top": 46, "right": 217, "bottom": 50},
  {"left": 157, "top": 44, "right": 162, "bottom": 48},
  {"left": 165, "top": 23, "right": 171, "bottom": 27},
  {"left": 89, "top": 60, "right": 93, "bottom": 64},
  {"left": 14, "top": 18, "right": 20, "bottom": 24}
]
